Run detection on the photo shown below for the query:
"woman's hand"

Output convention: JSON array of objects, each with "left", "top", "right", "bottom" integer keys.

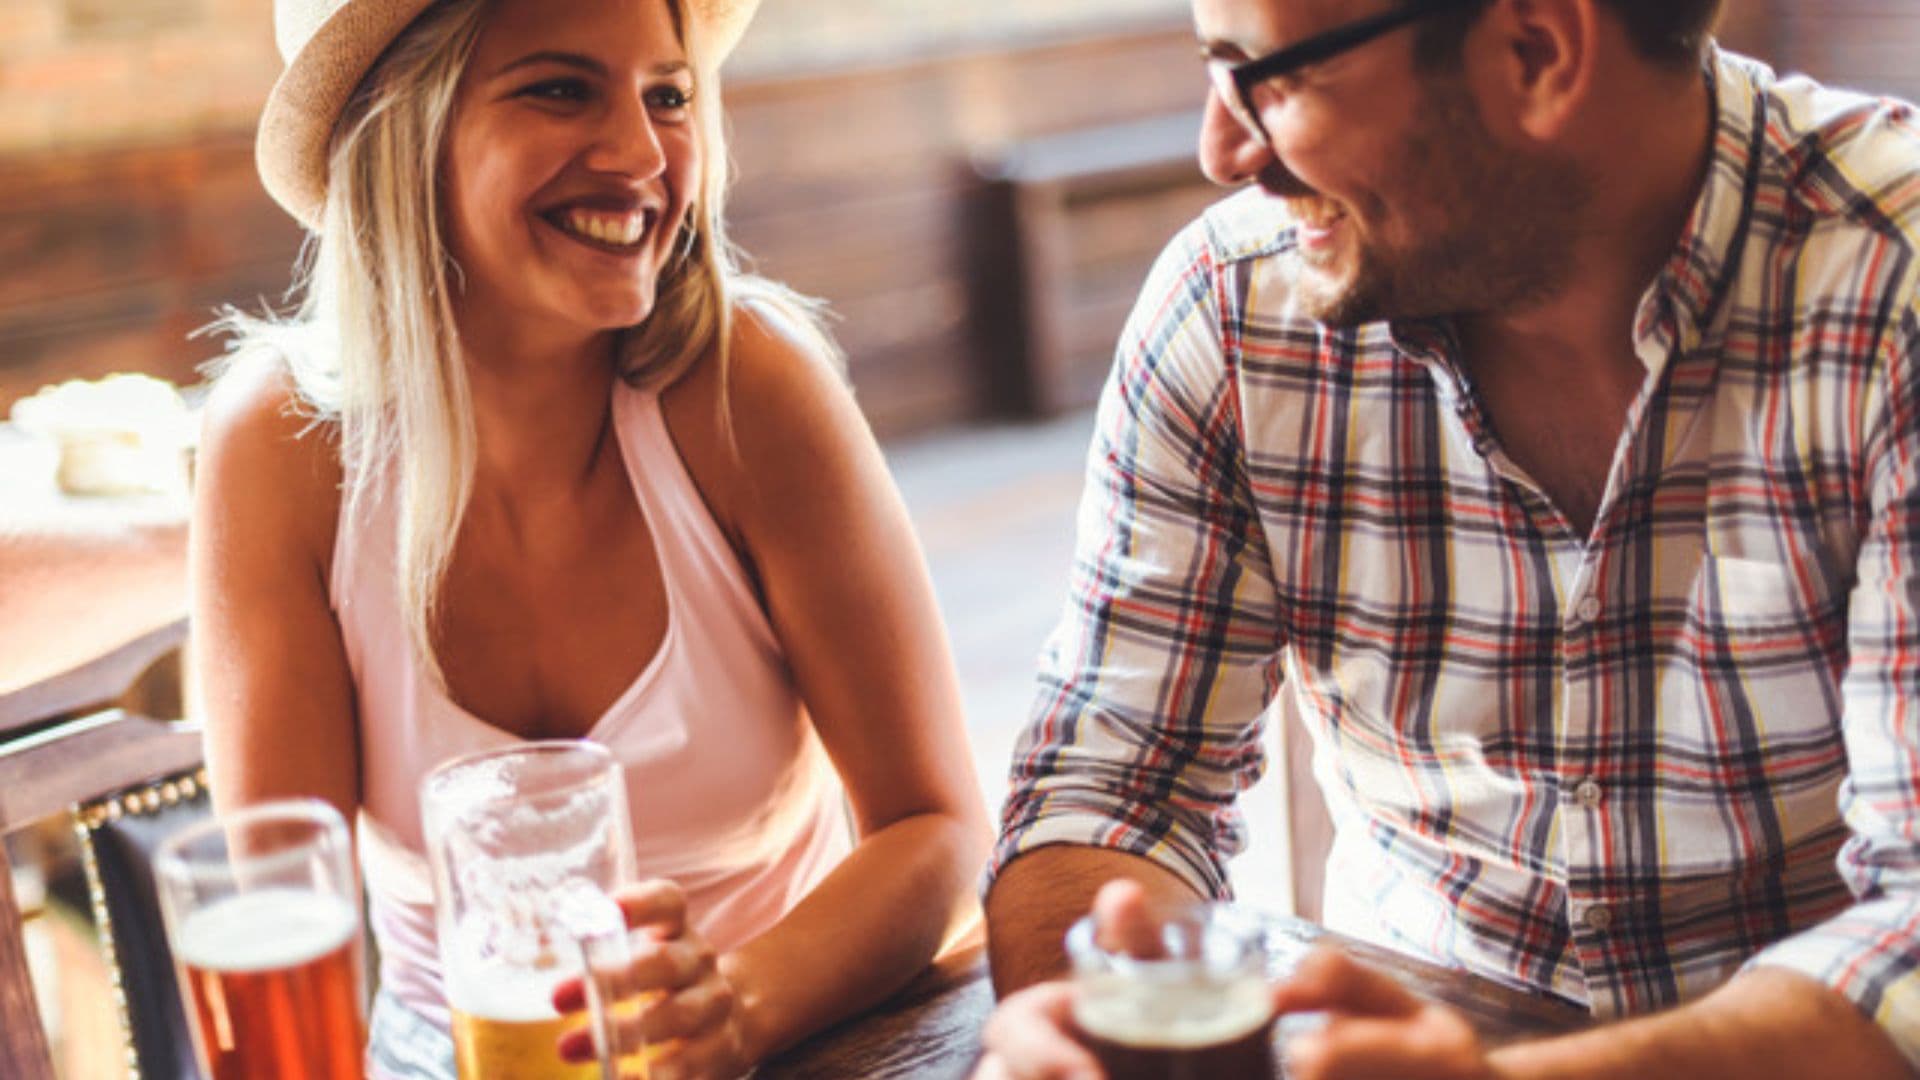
[{"left": 554, "top": 879, "right": 752, "bottom": 1080}]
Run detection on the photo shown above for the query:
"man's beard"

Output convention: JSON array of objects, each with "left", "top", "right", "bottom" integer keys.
[{"left": 1289, "top": 78, "right": 1593, "bottom": 329}]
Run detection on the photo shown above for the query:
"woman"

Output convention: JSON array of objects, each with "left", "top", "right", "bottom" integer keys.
[{"left": 190, "top": 0, "right": 990, "bottom": 1076}]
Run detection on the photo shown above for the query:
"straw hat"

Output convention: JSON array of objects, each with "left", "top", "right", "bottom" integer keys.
[{"left": 257, "top": 0, "right": 759, "bottom": 229}]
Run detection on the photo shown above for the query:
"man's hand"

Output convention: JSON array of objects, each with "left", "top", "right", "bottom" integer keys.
[
  {"left": 1276, "top": 949, "right": 1498, "bottom": 1080},
  {"left": 975, "top": 981, "right": 1101, "bottom": 1080},
  {"left": 975, "top": 879, "right": 1187, "bottom": 1080}
]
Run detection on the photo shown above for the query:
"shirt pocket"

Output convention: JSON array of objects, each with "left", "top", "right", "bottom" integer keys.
[
  {"left": 1683, "top": 521, "right": 1846, "bottom": 711},
  {"left": 1704, "top": 554, "right": 1819, "bottom": 632},
  {"left": 1681, "top": 540, "right": 1846, "bottom": 743},
  {"left": 1695, "top": 517, "right": 1843, "bottom": 637}
]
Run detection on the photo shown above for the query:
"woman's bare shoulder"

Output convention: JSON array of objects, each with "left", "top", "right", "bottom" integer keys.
[
  {"left": 196, "top": 353, "right": 343, "bottom": 563},
  {"left": 658, "top": 296, "right": 859, "bottom": 529}
]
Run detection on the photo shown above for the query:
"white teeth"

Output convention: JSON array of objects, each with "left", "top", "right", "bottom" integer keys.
[{"left": 562, "top": 208, "right": 648, "bottom": 248}]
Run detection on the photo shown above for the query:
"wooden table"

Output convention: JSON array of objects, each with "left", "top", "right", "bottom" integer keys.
[
  {"left": 0, "top": 423, "right": 190, "bottom": 698},
  {"left": 760, "top": 916, "right": 1592, "bottom": 1079}
]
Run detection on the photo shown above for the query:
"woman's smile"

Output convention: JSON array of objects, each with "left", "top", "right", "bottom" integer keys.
[{"left": 543, "top": 204, "right": 660, "bottom": 255}]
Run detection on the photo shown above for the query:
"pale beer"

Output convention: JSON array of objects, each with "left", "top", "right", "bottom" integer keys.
[
  {"left": 172, "top": 887, "right": 364, "bottom": 1080},
  {"left": 450, "top": 965, "right": 596, "bottom": 1080},
  {"left": 426, "top": 743, "right": 649, "bottom": 1075},
  {"left": 450, "top": 964, "right": 657, "bottom": 1079}
]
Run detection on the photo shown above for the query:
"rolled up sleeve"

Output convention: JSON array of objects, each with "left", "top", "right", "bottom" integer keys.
[
  {"left": 1749, "top": 314, "right": 1920, "bottom": 1067},
  {"left": 988, "top": 220, "right": 1285, "bottom": 900}
]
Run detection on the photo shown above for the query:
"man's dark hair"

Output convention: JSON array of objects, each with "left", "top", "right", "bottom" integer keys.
[{"left": 1412, "top": 0, "right": 1725, "bottom": 71}]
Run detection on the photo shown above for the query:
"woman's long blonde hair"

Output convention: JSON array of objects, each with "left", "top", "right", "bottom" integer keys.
[{"left": 211, "top": 0, "right": 834, "bottom": 688}]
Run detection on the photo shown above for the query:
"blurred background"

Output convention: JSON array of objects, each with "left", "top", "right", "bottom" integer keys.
[
  {"left": 3, "top": 2, "right": 1920, "bottom": 1075},
  {"left": 6, "top": 1, "right": 1904, "bottom": 432}
]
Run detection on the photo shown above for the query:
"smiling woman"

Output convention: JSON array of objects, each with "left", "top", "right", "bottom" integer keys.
[{"left": 189, "top": 1, "right": 991, "bottom": 1079}]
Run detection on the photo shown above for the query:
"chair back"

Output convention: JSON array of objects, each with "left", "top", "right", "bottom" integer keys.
[
  {"left": 75, "top": 770, "right": 212, "bottom": 1080},
  {"left": 0, "top": 624, "right": 200, "bottom": 1080}
]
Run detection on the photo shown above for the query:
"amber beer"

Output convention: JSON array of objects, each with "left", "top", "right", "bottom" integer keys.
[
  {"left": 1074, "top": 984, "right": 1278, "bottom": 1080},
  {"left": 172, "top": 887, "right": 365, "bottom": 1080},
  {"left": 155, "top": 800, "right": 365, "bottom": 1080}
]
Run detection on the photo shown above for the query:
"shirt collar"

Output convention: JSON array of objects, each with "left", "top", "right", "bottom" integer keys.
[{"left": 1630, "top": 46, "right": 1768, "bottom": 374}]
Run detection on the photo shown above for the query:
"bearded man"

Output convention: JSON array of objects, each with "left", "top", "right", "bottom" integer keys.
[{"left": 978, "top": 1, "right": 1920, "bottom": 1076}]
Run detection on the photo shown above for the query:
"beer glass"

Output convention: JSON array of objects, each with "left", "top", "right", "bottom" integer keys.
[
  {"left": 423, "top": 741, "right": 645, "bottom": 1080},
  {"left": 1066, "top": 904, "right": 1278, "bottom": 1080},
  {"left": 153, "top": 798, "right": 366, "bottom": 1080}
]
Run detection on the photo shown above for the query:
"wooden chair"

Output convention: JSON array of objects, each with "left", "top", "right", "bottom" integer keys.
[{"left": 0, "top": 622, "right": 202, "bottom": 1080}]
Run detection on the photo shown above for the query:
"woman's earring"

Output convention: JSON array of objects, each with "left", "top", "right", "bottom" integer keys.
[{"left": 676, "top": 218, "right": 699, "bottom": 263}]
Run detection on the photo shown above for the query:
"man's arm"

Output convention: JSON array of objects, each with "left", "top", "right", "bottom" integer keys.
[
  {"left": 1490, "top": 969, "right": 1907, "bottom": 1079},
  {"left": 982, "top": 216, "right": 1285, "bottom": 993},
  {"left": 985, "top": 846, "right": 1200, "bottom": 994},
  {"left": 1269, "top": 949, "right": 1909, "bottom": 1080}
]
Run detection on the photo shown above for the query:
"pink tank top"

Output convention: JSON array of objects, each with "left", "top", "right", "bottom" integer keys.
[{"left": 329, "top": 379, "right": 851, "bottom": 1028}]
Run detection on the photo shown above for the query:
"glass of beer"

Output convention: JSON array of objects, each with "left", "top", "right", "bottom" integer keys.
[
  {"left": 423, "top": 741, "right": 646, "bottom": 1080},
  {"left": 1066, "top": 903, "right": 1278, "bottom": 1080},
  {"left": 152, "top": 798, "right": 366, "bottom": 1080}
]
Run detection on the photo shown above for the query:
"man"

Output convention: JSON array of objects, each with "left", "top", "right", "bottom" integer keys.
[{"left": 978, "top": 0, "right": 1920, "bottom": 1076}]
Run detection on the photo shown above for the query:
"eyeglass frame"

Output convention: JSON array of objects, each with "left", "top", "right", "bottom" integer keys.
[{"left": 1206, "top": 0, "right": 1488, "bottom": 146}]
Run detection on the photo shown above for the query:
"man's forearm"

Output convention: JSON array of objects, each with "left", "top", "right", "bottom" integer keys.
[
  {"left": 984, "top": 844, "right": 1202, "bottom": 995},
  {"left": 1490, "top": 968, "right": 1908, "bottom": 1080}
]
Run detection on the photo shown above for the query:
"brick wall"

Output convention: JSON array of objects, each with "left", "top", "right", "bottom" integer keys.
[
  {"left": 3, "top": 1, "right": 1918, "bottom": 163},
  {"left": 0, "top": 17, "right": 1203, "bottom": 434},
  {"left": 733, "top": 0, "right": 1185, "bottom": 76},
  {"left": 0, "top": 0, "right": 279, "bottom": 155},
  {"left": 0, "top": 0, "right": 1185, "bottom": 155}
]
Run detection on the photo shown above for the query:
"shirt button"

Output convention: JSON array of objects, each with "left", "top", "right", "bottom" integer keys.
[
  {"left": 1575, "top": 596, "right": 1602, "bottom": 623},
  {"left": 1583, "top": 904, "right": 1614, "bottom": 932},
  {"left": 1574, "top": 779, "right": 1604, "bottom": 809}
]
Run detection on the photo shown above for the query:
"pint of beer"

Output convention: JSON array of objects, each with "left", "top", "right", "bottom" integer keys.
[
  {"left": 153, "top": 799, "right": 366, "bottom": 1080},
  {"left": 1066, "top": 905, "right": 1279, "bottom": 1080},
  {"left": 424, "top": 741, "right": 645, "bottom": 1080}
]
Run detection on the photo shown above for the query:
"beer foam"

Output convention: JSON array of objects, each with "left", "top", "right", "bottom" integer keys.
[
  {"left": 1074, "top": 978, "right": 1273, "bottom": 1050},
  {"left": 172, "top": 888, "right": 357, "bottom": 974},
  {"left": 446, "top": 964, "right": 569, "bottom": 1023}
]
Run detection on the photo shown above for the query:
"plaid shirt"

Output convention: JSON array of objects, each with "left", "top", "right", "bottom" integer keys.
[{"left": 994, "top": 50, "right": 1920, "bottom": 1062}]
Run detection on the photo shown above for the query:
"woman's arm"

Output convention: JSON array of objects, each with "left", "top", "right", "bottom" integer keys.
[
  {"left": 189, "top": 359, "right": 361, "bottom": 822},
  {"left": 663, "top": 305, "right": 993, "bottom": 1064}
]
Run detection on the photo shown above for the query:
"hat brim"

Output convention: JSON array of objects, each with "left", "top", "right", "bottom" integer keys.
[
  {"left": 257, "top": 0, "right": 442, "bottom": 231},
  {"left": 257, "top": 0, "right": 760, "bottom": 231}
]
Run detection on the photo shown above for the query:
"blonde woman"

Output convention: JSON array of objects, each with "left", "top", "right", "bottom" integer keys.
[{"left": 190, "top": 0, "right": 990, "bottom": 1076}]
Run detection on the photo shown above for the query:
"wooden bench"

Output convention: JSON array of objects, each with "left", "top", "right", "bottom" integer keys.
[{"left": 972, "top": 110, "right": 1220, "bottom": 416}]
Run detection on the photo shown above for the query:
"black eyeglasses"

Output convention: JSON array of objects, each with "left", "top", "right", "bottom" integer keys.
[{"left": 1206, "top": 0, "right": 1485, "bottom": 146}]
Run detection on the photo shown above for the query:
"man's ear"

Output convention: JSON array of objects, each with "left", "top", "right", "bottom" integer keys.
[{"left": 1477, "top": 0, "right": 1600, "bottom": 141}]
